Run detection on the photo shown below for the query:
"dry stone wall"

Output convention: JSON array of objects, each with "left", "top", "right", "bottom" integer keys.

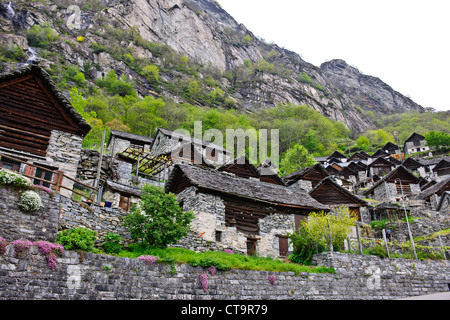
[{"left": 0, "top": 247, "right": 449, "bottom": 300}]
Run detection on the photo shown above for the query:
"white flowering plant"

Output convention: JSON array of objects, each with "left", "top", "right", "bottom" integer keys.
[
  {"left": 18, "top": 190, "right": 41, "bottom": 212},
  {"left": 0, "top": 168, "right": 32, "bottom": 189}
]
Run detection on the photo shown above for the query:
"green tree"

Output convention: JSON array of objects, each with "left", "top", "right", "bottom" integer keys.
[
  {"left": 425, "top": 131, "right": 450, "bottom": 149},
  {"left": 288, "top": 206, "right": 357, "bottom": 263},
  {"left": 141, "top": 64, "right": 159, "bottom": 85},
  {"left": 126, "top": 96, "right": 166, "bottom": 136},
  {"left": 279, "top": 144, "right": 316, "bottom": 176},
  {"left": 355, "top": 135, "right": 371, "bottom": 151},
  {"left": 123, "top": 185, "right": 195, "bottom": 248},
  {"left": 306, "top": 207, "right": 357, "bottom": 251}
]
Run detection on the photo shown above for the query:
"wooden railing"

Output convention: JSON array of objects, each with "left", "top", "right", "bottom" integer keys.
[{"left": 0, "top": 152, "right": 98, "bottom": 202}]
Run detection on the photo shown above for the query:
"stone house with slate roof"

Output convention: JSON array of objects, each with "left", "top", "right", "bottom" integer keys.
[
  {"left": 403, "top": 132, "right": 429, "bottom": 154},
  {"left": 0, "top": 65, "right": 91, "bottom": 197},
  {"left": 166, "top": 163, "right": 328, "bottom": 257},
  {"left": 364, "top": 165, "right": 422, "bottom": 202}
]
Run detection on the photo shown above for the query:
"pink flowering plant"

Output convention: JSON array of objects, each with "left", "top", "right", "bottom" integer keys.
[
  {"left": 11, "top": 238, "right": 33, "bottom": 257},
  {"left": 199, "top": 272, "right": 208, "bottom": 292},
  {"left": 269, "top": 274, "right": 275, "bottom": 285},
  {"left": 137, "top": 255, "right": 158, "bottom": 265},
  {"left": 34, "top": 241, "right": 64, "bottom": 271},
  {"left": 208, "top": 265, "right": 217, "bottom": 276},
  {"left": 0, "top": 237, "right": 8, "bottom": 255}
]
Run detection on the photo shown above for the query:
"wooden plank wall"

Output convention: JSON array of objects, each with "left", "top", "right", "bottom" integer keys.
[{"left": 0, "top": 75, "right": 79, "bottom": 156}]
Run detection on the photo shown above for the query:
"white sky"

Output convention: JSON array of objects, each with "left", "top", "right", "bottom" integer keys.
[{"left": 218, "top": 0, "right": 450, "bottom": 111}]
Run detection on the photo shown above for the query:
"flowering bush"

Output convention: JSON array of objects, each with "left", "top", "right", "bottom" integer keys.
[
  {"left": 0, "top": 168, "right": 31, "bottom": 189},
  {"left": 137, "top": 255, "right": 158, "bottom": 265},
  {"left": 11, "top": 238, "right": 33, "bottom": 257},
  {"left": 208, "top": 265, "right": 217, "bottom": 276},
  {"left": 199, "top": 272, "right": 208, "bottom": 292},
  {"left": 268, "top": 274, "right": 275, "bottom": 285},
  {"left": 34, "top": 241, "right": 64, "bottom": 270},
  {"left": 224, "top": 249, "right": 234, "bottom": 254},
  {"left": 0, "top": 237, "right": 8, "bottom": 255},
  {"left": 18, "top": 190, "right": 41, "bottom": 211}
]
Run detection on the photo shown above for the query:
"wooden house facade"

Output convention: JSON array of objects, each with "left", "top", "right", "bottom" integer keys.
[
  {"left": 0, "top": 65, "right": 91, "bottom": 197},
  {"left": 309, "top": 177, "right": 368, "bottom": 221},
  {"left": 368, "top": 156, "right": 394, "bottom": 177},
  {"left": 166, "top": 164, "right": 328, "bottom": 257}
]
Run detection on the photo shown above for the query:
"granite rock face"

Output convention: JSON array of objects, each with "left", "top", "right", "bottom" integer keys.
[{"left": 321, "top": 59, "right": 424, "bottom": 115}]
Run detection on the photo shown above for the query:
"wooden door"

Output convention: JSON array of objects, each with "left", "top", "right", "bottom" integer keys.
[
  {"left": 278, "top": 237, "right": 288, "bottom": 257},
  {"left": 119, "top": 195, "right": 130, "bottom": 212}
]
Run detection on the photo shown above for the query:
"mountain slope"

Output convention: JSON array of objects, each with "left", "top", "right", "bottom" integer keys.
[
  {"left": 321, "top": 59, "right": 424, "bottom": 115},
  {"left": 0, "top": 0, "right": 424, "bottom": 134}
]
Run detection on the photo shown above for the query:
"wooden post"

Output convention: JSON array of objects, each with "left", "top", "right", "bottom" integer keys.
[
  {"left": 382, "top": 229, "right": 390, "bottom": 258},
  {"left": 94, "top": 130, "right": 106, "bottom": 203},
  {"left": 136, "top": 154, "right": 140, "bottom": 177},
  {"left": 356, "top": 224, "right": 363, "bottom": 254}
]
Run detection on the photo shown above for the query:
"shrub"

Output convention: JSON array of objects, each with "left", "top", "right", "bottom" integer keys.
[
  {"left": 288, "top": 223, "right": 324, "bottom": 265},
  {"left": 57, "top": 227, "right": 97, "bottom": 251},
  {"left": 123, "top": 185, "right": 195, "bottom": 248},
  {"left": 24, "top": 23, "right": 60, "bottom": 49},
  {"left": 100, "top": 233, "right": 123, "bottom": 254},
  {"left": 370, "top": 244, "right": 388, "bottom": 258},
  {"left": 18, "top": 190, "right": 41, "bottom": 212},
  {"left": 0, "top": 168, "right": 32, "bottom": 189},
  {"left": 298, "top": 72, "right": 312, "bottom": 84}
]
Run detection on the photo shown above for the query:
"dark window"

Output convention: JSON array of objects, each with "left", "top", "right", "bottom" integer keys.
[
  {"left": 33, "top": 167, "right": 53, "bottom": 188},
  {"left": 0, "top": 156, "right": 20, "bottom": 172},
  {"left": 215, "top": 231, "right": 222, "bottom": 242}
]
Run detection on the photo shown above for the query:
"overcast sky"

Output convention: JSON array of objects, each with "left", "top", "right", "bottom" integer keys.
[{"left": 218, "top": 0, "right": 450, "bottom": 111}]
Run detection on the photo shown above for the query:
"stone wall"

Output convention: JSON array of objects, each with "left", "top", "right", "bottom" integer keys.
[
  {"left": 0, "top": 248, "right": 448, "bottom": 300},
  {"left": 387, "top": 218, "right": 450, "bottom": 244},
  {"left": 58, "top": 193, "right": 130, "bottom": 244},
  {"left": 46, "top": 131, "right": 83, "bottom": 198},
  {"left": 0, "top": 182, "right": 130, "bottom": 245},
  {"left": 0, "top": 186, "right": 59, "bottom": 243}
]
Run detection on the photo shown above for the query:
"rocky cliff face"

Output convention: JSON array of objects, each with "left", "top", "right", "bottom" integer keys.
[
  {"left": 321, "top": 59, "right": 424, "bottom": 115},
  {"left": 0, "top": 0, "right": 423, "bottom": 134}
]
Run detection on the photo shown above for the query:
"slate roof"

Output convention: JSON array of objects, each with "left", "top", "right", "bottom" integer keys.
[
  {"left": 166, "top": 164, "right": 329, "bottom": 210},
  {"left": 415, "top": 176, "right": 450, "bottom": 200},
  {"left": 108, "top": 130, "right": 154, "bottom": 146}
]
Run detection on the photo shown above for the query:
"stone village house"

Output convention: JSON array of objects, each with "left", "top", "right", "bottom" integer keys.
[
  {"left": 165, "top": 163, "right": 329, "bottom": 257},
  {"left": 0, "top": 65, "right": 91, "bottom": 197},
  {"left": 364, "top": 165, "right": 422, "bottom": 203}
]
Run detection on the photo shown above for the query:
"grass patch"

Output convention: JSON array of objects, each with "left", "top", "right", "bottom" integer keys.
[{"left": 118, "top": 244, "right": 335, "bottom": 275}]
